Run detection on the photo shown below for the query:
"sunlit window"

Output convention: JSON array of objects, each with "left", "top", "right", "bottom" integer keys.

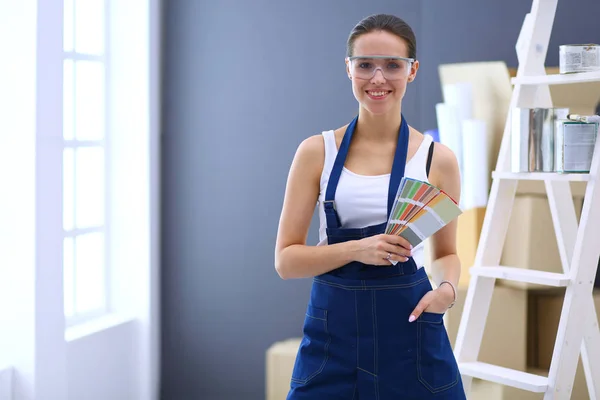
[{"left": 62, "top": 0, "right": 109, "bottom": 323}]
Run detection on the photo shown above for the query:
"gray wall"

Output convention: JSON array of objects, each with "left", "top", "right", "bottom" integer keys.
[{"left": 160, "top": 1, "right": 600, "bottom": 399}]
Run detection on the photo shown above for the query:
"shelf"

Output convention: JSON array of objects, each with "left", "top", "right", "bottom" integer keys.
[
  {"left": 512, "top": 70, "right": 600, "bottom": 85},
  {"left": 493, "top": 171, "right": 591, "bottom": 181},
  {"left": 459, "top": 362, "right": 548, "bottom": 392}
]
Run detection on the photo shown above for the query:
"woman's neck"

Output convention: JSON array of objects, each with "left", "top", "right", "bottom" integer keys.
[{"left": 355, "top": 108, "right": 403, "bottom": 141}]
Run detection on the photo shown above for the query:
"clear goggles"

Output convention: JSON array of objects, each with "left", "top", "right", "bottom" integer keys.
[{"left": 347, "top": 55, "right": 414, "bottom": 80}]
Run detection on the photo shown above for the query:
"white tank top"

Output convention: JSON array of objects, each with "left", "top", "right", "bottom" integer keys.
[{"left": 316, "top": 130, "right": 434, "bottom": 269}]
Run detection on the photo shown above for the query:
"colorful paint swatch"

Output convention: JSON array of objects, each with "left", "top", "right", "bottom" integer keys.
[
  {"left": 386, "top": 178, "right": 438, "bottom": 234},
  {"left": 397, "top": 194, "right": 463, "bottom": 246},
  {"left": 386, "top": 177, "right": 462, "bottom": 251}
]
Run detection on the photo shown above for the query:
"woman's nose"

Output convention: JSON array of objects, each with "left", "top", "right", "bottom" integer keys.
[{"left": 370, "top": 68, "right": 386, "bottom": 83}]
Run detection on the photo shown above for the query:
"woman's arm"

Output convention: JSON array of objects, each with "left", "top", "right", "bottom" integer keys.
[
  {"left": 274, "top": 135, "right": 358, "bottom": 280},
  {"left": 428, "top": 142, "right": 462, "bottom": 298},
  {"left": 274, "top": 134, "right": 412, "bottom": 280},
  {"left": 409, "top": 141, "right": 462, "bottom": 320}
]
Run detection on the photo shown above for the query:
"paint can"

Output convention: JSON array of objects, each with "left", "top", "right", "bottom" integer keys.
[
  {"left": 511, "top": 108, "right": 569, "bottom": 173},
  {"left": 559, "top": 44, "right": 600, "bottom": 74},
  {"left": 554, "top": 120, "right": 598, "bottom": 173}
]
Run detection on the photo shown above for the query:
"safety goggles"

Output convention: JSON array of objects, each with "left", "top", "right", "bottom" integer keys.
[{"left": 346, "top": 55, "right": 414, "bottom": 80}]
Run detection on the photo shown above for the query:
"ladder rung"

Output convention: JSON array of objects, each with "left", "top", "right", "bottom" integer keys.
[
  {"left": 492, "top": 171, "right": 590, "bottom": 182},
  {"left": 459, "top": 362, "right": 548, "bottom": 392},
  {"left": 470, "top": 266, "right": 570, "bottom": 287}
]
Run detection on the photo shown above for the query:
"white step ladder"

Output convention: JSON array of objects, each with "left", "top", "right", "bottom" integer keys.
[{"left": 453, "top": 0, "right": 600, "bottom": 399}]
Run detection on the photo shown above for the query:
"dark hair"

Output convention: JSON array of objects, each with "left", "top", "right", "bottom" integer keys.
[{"left": 346, "top": 14, "right": 417, "bottom": 59}]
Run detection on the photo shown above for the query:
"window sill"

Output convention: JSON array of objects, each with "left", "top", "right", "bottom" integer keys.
[
  {"left": 0, "top": 366, "right": 12, "bottom": 399},
  {"left": 65, "top": 313, "right": 136, "bottom": 342}
]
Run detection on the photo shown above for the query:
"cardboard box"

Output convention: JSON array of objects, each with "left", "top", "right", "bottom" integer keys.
[
  {"left": 456, "top": 207, "right": 486, "bottom": 286},
  {"left": 470, "top": 378, "right": 542, "bottom": 400},
  {"left": 526, "top": 289, "right": 600, "bottom": 399},
  {"left": 516, "top": 180, "right": 587, "bottom": 198},
  {"left": 529, "top": 289, "right": 600, "bottom": 370},
  {"left": 445, "top": 284, "right": 528, "bottom": 371},
  {"left": 266, "top": 338, "right": 301, "bottom": 400},
  {"left": 500, "top": 195, "right": 584, "bottom": 287}
]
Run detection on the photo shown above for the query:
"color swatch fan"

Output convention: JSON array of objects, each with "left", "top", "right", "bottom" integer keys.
[{"left": 385, "top": 177, "right": 462, "bottom": 250}]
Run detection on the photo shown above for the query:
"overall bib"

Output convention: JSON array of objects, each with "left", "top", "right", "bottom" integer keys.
[{"left": 287, "top": 116, "right": 466, "bottom": 399}]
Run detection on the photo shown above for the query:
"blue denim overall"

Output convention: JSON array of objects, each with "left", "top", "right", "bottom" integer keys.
[{"left": 287, "top": 116, "right": 466, "bottom": 399}]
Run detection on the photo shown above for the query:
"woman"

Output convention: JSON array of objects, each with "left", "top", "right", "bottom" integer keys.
[{"left": 275, "top": 13, "right": 466, "bottom": 399}]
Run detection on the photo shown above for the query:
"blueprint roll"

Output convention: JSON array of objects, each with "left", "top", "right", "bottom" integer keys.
[
  {"left": 435, "top": 103, "right": 463, "bottom": 176},
  {"left": 461, "top": 119, "right": 489, "bottom": 209},
  {"left": 442, "top": 82, "right": 473, "bottom": 122}
]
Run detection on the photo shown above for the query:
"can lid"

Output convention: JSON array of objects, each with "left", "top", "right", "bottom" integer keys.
[{"left": 560, "top": 43, "right": 600, "bottom": 48}]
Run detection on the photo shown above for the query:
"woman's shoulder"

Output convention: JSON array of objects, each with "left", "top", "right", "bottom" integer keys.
[
  {"left": 296, "top": 124, "right": 349, "bottom": 162},
  {"left": 427, "top": 139, "right": 461, "bottom": 198},
  {"left": 290, "top": 133, "right": 328, "bottom": 180},
  {"left": 429, "top": 140, "right": 458, "bottom": 173},
  {"left": 295, "top": 133, "right": 324, "bottom": 161}
]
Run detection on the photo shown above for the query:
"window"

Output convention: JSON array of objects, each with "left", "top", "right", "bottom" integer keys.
[{"left": 62, "top": 0, "right": 110, "bottom": 324}]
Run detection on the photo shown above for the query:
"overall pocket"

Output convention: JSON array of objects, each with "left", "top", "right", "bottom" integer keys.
[
  {"left": 416, "top": 311, "right": 460, "bottom": 393},
  {"left": 290, "top": 304, "right": 331, "bottom": 385}
]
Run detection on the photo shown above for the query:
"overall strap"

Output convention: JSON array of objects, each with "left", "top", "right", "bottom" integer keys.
[
  {"left": 323, "top": 115, "right": 410, "bottom": 230},
  {"left": 323, "top": 116, "right": 358, "bottom": 229},
  {"left": 387, "top": 116, "right": 410, "bottom": 215}
]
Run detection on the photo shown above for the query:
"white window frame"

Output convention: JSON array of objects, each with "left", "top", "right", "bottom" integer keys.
[{"left": 62, "top": 0, "right": 112, "bottom": 326}]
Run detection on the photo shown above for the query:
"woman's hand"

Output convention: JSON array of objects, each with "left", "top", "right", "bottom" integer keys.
[
  {"left": 352, "top": 234, "right": 412, "bottom": 266},
  {"left": 408, "top": 283, "right": 455, "bottom": 322}
]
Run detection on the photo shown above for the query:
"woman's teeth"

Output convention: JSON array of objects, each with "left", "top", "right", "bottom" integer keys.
[{"left": 368, "top": 91, "right": 388, "bottom": 97}]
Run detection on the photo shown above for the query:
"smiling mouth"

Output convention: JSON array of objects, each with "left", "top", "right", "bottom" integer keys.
[{"left": 366, "top": 90, "right": 392, "bottom": 99}]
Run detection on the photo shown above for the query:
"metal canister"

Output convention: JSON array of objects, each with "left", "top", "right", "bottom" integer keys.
[
  {"left": 555, "top": 120, "right": 599, "bottom": 173},
  {"left": 559, "top": 44, "right": 600, "bottom": 74},
  {"left": 511, "top": 108, "right": 569, "bottom": 173}
]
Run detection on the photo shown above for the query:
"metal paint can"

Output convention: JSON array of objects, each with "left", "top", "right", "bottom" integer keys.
[
  {"left": 554, "top": 120, "right": 598, "bottom": 173},
  {"left": 511, "top": 108, "right": 569, "bottom": 173},
  {"left": 559, "top": 44, "right": 600, "bottom": 74}
]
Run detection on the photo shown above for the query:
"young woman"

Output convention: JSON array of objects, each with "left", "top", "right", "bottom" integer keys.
[{"left": 275, "top": 13, "right": 466, "bottom": 399}]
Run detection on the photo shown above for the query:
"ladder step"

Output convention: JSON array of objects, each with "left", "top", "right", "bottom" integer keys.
[
  {"left": 470, "top": 266, "right": 570, "bottom": 287},
  {"left": 459, "top": 362, "right": 548, "bottom": 392},
  {"left": 512, "top": 70, "right": 600, "bottom": 85},
  {"left": 492, "top": 171, "right": 590, "bottom": 182}
]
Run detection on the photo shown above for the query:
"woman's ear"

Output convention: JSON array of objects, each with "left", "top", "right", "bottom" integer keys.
[
  {"left": 345, "top": 59, "right": 352, "bottom": 80},
  {"left": 408, "top": 59, "right": 420, "bottom": 83}
]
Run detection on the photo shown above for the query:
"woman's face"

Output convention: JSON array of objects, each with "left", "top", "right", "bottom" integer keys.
[{"left": 346, "top": 30, "right": 419, "bottom": 116}]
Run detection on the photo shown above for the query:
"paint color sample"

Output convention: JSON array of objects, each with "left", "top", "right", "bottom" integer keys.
[{"left": 386, "top": 177, "right": 462, "bottom": 247}]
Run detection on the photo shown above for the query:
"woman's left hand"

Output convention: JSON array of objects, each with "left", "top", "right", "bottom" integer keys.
[{"left": 408, "top": 284, "right": 455, "bottom": 322}]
